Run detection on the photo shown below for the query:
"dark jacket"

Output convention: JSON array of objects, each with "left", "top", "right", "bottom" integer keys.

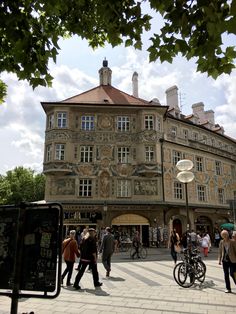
[
  {"left": 100, "top": 233, "right": 115, "bottom": 257},
  {"left": 80, "top": 236, "right": 97, "bottom": 263}
]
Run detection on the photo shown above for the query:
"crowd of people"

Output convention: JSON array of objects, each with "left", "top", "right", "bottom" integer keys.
[{"left": 61, "top": 225, "right": 236, "bottom": 293}]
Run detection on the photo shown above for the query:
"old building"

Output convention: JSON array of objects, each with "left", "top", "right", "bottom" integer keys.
[{"left": 41, "top": 60, "right": 236, "bottom": 244}]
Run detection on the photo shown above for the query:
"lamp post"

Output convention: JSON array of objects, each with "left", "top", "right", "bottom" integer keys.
[
  {"left": 176, "top": 160, "right": 195, "bottom": 232},
  {"left": 103, "top": 201, "right": 108, "bottom": 226}
]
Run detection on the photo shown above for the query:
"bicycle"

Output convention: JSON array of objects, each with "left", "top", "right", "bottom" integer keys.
[
  {"left": 130, "top": 244, "right": 147, "bottom": 259},
  {"left": 173, "top": 248, "right": 206, "bottom": 288}
]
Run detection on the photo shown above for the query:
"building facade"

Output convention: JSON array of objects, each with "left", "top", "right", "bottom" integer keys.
[{"left": 41, "top": 60, "right": 236, "bottom": 244}]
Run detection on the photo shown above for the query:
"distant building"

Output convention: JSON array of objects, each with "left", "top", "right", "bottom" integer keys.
[{"left": 41, "top": 60, "right": 236, "bottom": 243}]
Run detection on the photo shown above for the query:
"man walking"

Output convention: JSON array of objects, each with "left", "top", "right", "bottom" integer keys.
[
  {"left": 73, "top": 228, "right": 102, "bottom": 290},
  {"left": 99, "top": 227, "right": 115, "bottom": 277}
]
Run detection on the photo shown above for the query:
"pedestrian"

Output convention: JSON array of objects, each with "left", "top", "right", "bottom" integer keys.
[
  {"left": 232, "top": 231, "right": 236, "bottom": 241},
  {"left": 99, "top": 227, "right": 115, "bottom": 277},
  {"left": 169, "top": 229, "right": 180, "bottom": 264},
  {"left": 218, "top": 229, "right": 236, "bottom": 293},
  {"left": 73, "top": 228, "right": 102, "bottom": 290},
  {"left": 131, "top": 231, "right": 141, "bottom": 259},
  {"left": 61, "top": 230, "right": 80, "bottom": 286},
  {"left": 190, "top": 229, "right": 197, "bottom": 249},
  {"left": 201, "top": 233, "right": 210, "bottom": 257}
]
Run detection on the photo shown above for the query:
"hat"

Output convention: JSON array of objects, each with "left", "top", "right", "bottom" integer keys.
[{"left": 88, "top": 228, "right": 96, "bottom": 232}]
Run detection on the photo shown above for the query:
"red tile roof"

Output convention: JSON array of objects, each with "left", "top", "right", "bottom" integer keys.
[{"left": 61, "top": 85, "right": 151, "bottom": 106}]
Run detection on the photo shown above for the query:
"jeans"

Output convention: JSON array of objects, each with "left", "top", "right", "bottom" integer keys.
[
  {"left": 222, "top": 261, "right": 236, "bottom": 290},
  {"left": 61, "top": 260, "right": 74, "bottom": 285}
]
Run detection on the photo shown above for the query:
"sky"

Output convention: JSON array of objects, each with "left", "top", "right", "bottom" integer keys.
[{"left": 1, "top": 17, "right": 236, "bottom": 175}]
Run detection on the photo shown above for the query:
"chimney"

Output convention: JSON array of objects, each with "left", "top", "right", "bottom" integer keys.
[
  {"left": 99, "top": 58, "right": 112, "bottom": 85},
  {"left": 132, "top": 72, "right": 139, "bottom": 97},
  {"left": 205, "top": 110, "right": 215, "bottom": 125},
  {"left": 165, "top": 86, "right": 179, "bottom": 109},
  {"left": 192, "top": 102, "right": 205, "bottom": 123}
]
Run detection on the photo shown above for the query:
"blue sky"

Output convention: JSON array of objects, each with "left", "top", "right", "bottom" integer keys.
[{"left": 0, "top": 33, "right": 236, "bottom": 175}]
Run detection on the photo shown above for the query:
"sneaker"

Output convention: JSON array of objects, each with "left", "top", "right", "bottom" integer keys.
[
  {"left": 73, "top": 285, "right": 81, "bottom": 290},
  {"left": 95, "top": 282, "right": 103, "bottom": 287},
  {"left": 66, "top": 282, "right": 73, "bottom": 286},
  {"left": 225, "top": 289, "right": 231, "bottom": 293}
]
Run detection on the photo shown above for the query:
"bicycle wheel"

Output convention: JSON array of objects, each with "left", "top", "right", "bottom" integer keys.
[
  {"left": 173, "top": 262, "right": 195, "bottom": 288},
  {"left": 195, "top": 260, "right": 206, "bottom": 283},
  {"left": 140, "top": 247, "right": 147, "bottom": 259}
]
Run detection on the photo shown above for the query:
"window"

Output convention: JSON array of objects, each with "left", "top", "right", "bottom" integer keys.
[
  {"left": 215, "top": 161, "right": 222, "bottom": 175},
  {"left": 117, "top": 116, "right": 130, "bottom": 131},
  {"left": 144, "top": 115, "right": 154, "bottom": 130},
  {"left": 81, "top": 115, "right": 95, "bottom": 130},
  {"left": 156, "top": 117, "right": 161, "bottom": 131},
  {"left": 196, "top": 156, "right": 204, "bottom": 172},
  {"left": 118, "top": 147, "right": 130, "bottom": 163},
  {"left": 48, "top": 114, "right": 54, "bottom": 129},
  {"left": 80, "top": 146, "right": 93, "bottom": 162},
  {"left": 145, "top": 146, "right": 155, "bottom": 162},
  {"left": 171, "top": 126, "right": 177, "bottom": 137},
  {"left": 218, "top": 188, "right": 225, "bottom": 204},
  {"left": 193, "top": 132, "right": 198, "bottom": 141},
  {"left": 55, "top": 144, "right": 65, "bottom": 160},
  {"left": 197, "top": 185, "right": 206, "bottom": 202},
  {"left": 46, "top": 144, "right": 52, "bottom": 161},
  {"left": 79, "top": 179, "right": 92, "bottom": 197},
  {"left": 183, "top": 129, "right": 188, "bottom": 139},
  {"left": 231, "top": 165, "right": 236, "bottom": 179},
  {"left": 57, "top": 112, "right": 67, "bottom": 128},
  {"left": 202, "top": 135, "right": 207, "bottom": 144},
  {"left": 117, "top": 180, "right": 131, "bottom": 197},
  {"left": 173, "top": 151, "right": 182, "bottom": 165},
  {"left": 233, "top": 191, "right": 236, "bottom": 200},
  {"left": 74, "top": 145, "right": 78, "bottom": 159},
  {"left": 174, "top": 182, "right": 183, "bottom": 199}
]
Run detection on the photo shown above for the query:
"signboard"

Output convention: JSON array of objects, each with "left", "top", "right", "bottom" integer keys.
[
  {"left": 20, "top": 207, "right": 59, "bottom": 292},
  {"left": 0, "top": 208, "right": 19, "bottom": 289},
  {"left": 0, "top": 203, "right": 63, "bottom": 302}
]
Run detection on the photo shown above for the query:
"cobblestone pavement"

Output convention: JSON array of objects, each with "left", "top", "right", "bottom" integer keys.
[{"left": 1, "top": 248, "right": 236, "bottom": 314}]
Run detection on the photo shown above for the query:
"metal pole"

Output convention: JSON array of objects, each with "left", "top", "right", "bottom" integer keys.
[{"left": 185, "top": 183, "right": 190, "bottom": 231}]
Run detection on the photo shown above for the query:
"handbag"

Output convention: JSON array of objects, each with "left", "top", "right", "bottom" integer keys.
[{"left": 174, "top": 244, "right": 181, "bottom": 253}]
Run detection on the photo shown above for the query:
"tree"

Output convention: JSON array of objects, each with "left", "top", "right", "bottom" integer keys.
[
  {"left": 1, "top": 0, "right": 236, "bottom": 102},
  {"left": 0, "top": 167, "right": 45, "bottom": 205}
]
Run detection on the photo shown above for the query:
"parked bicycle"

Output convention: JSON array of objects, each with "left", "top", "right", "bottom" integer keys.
[
  {"left": 130, "top": 244, "right": 148, "bottom": 259},
  {"left": 173, "top": 248, "right": 206, "bottom": 288}
]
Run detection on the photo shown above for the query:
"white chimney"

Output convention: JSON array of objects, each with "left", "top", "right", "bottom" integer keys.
[
  {"left": 132, "top": 71, "right": 138, "bottom": 97},
  {"left": 192, "top": 102, "right": 205, "bottom": 123},
  {"left": 99, "top": 59, "right": 112, "bottom": 85},
  {"left": 205, "top": 110, "right": 215, "bottom": 125},
  {"left": 165, "top": 86, "right": 179, "bottom": 109}
]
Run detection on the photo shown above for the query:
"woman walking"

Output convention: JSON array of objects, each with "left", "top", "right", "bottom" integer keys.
[
  {"left": 218, "top": 229, "right": 236, "bottom": 293},
  {"left": 169, "top": 229, "right": 180, "bottom": 265}
]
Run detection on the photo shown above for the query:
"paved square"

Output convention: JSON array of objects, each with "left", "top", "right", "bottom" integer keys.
[{"left": 0, "top": 248, "right": 236, "bottom": 314}]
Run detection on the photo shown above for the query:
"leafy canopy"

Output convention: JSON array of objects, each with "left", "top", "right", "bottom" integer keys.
[
  {"left": 0, "top": 167, "right": 45, "bottom": 205},
  {"left": 0, "top": 0, "right": 236, "bottom": 102}
]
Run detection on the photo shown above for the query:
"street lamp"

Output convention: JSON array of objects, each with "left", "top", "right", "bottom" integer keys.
[
  {"left": 103, "top": 201, "right": 108, "bottom": 226},
  {"left": 176, "top": 160, "right": 195, "bottom": 231}
]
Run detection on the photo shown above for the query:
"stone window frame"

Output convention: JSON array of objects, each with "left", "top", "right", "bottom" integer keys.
[
  {"left": 218, "top": 188, "right": 225, "bottom": 204},
  {"left": 117, "top": 146, "right": 130, "bottom": 163},
  {"left": 81, "top": 115, "right": 95, "bottom": 131},
  {"left": 117, "top": 179, "right": 131, "bottom": 198},
  {"left": 197, "top": 184, "right": 207, "bottom": 202},
  {"left": 117, "top": 115, "right": 130, "bottom": 132},
  {"left": 57, "top": 111, "right": 67, "bottom": 128},
  {"left": 79, "top": 179, "right": 92, "bottom": 197},
  {"left": 55, "top": 143, "right": 65, "bottom": 161},
  {"left": 80, "top": 145, "right": 93, "bottom": 163},
  {"left": 145, "top": 146, "right": 155, "bottom": 162},
  {"left": 174, "top": 181, "right": 183, "bottom": 200},
  {"left": 195, "top": 156, "right": 204, "bottom": 172}
]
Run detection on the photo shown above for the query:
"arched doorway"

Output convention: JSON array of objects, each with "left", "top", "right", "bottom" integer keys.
[
  {"left": 112, "top": 214, "right": 149, "bottom": 246},
  {"left": 173, "top": 218, "right": 182, "bottom": 237}
]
